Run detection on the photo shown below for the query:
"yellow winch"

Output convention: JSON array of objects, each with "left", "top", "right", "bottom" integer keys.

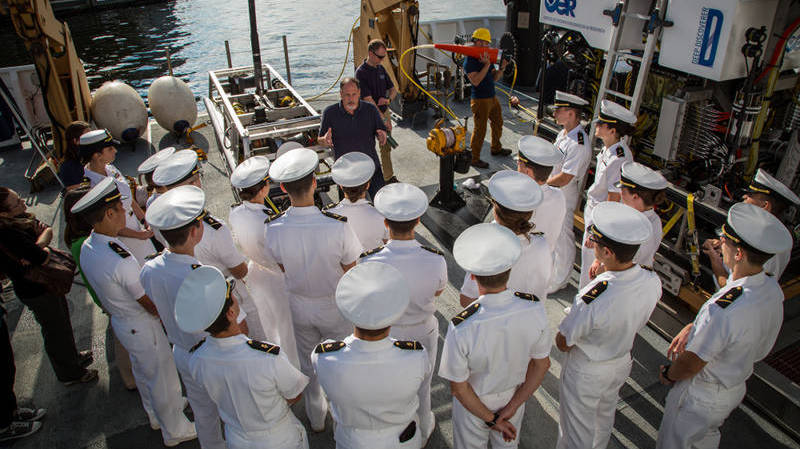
[{"left": 426, "top": 119, "right": 466, "bottom": 157}]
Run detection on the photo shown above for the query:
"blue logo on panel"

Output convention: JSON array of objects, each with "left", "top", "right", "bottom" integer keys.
[
  {"left": 693, "top": 7, "right": 723, "bottom": 67},
  {"left": 544, "top": 0, "right": 576, "bottom": 17}
]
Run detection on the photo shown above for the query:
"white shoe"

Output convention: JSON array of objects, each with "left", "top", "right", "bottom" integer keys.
[
  {"left": 147, "top": 412, "right": 161, "bottom": 431},
  {"left": 164, "top": 430, "right": 197, "bottom": 447}
]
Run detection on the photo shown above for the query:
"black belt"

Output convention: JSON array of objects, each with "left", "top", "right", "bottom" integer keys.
[{"left": 399, "top": 421, "right": 416, "bottom": 443}]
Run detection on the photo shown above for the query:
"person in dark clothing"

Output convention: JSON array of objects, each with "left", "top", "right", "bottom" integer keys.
[
  {"left": 355, "top": 39, "right": 398, "bottom": 183},
  {"left": 0, "top": 300, "right": 46, "bottom": 442},
  {"left": 0, "top": 187, "right": 96, "bottom": 386},
  {"left": 319, "top": 77, "right": 388, "bottom": 199},
  {"left": 58, "top": 121, "right": 91, "bottom": 190}
]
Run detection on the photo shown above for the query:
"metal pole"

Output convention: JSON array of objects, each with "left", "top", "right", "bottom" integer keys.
[
  {"left": 248, "top": 0, "right": 264, "bottom": 96},
  {"left": 282, "top": 35, "right": 292, "bottom": 85},
  {"left": 165, "top": 48, "right": 173, "bottom": 76},
  {"left": 224, "top": 40, "right": 233, "bottom": 68}
]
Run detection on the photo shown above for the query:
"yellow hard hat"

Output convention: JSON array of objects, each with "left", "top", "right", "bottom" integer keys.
[{"left": 471, "top": 28, "right": 491, "bottom": 43}]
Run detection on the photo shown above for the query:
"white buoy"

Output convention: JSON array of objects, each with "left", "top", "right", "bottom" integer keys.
[
  {"left": 91, "top": 81, "right": 147, "bottom": 142},
  {"left": 148, "top": 76, "right": 197, "bottom": 135}
]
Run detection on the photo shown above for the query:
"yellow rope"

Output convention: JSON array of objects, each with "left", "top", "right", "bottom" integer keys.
[
  {"left": 306, "top": 17, "right": 359, "bottom": 101},
  {"left": 398, "top": 45, "right": 462, "bottom": 124}
]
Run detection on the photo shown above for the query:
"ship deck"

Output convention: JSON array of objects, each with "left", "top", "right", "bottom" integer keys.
[{"left": 0, "top": 95, "right": 798, "bottom": 449}]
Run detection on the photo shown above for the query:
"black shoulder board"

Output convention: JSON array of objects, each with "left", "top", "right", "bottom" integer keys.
[
  {"left": 189, "top": 338, "right": 206, "bottom": 353},
  {"left": 247, "top": 339, "right": 280, "bottom": 355},
  {"left": 360, "top": 246, "right": 385, "bottom": 258},
  {"left": 367, "top": 200, "right": 374, "bottom": 206},
  {"left": 530, "top": 231, "right": 544, "bottom": 237},
  {"left": 265, "top": 210, "right": 286, "bottom": 223},
  {"left": 203, "top": 214, "right": 222, "bottom": 230},
  {"left": 420, "top": 245, "right": 443, "bottom": 256},
  {"left": 230, "top": 201, "right": 241, "bottom": 208},
  {"left": 451, "top": 303, "right": 480, "bottom": 326},
  {"left": 322, "top": 201, "right": 339, "bottom": 211},
  {"left": 514, "top": 291, "right": 540, "bottom": 301},
  {"left": 616, "top": 146, "right": 625, "bottom": 158},
  {"left": 715, "top": 286, "right": 743, "bottom": 309},
  {"left": 145, "top": 251, "right": 163, "bottom": 261},
  {"left": 577, "top": 133, "right": 584, "bottom": 145},
  {"left": 582, "top": 280, "right": 608, "bottom": 304},
  {"left": 191, "top": 264, "right": 202, "bottom": 270},
  {"left": 321, "top": 210, "right": 347, "bottom": 222},
  {"left": 766, "top": 272, "right": 774, "bottom": 277},
  {"left": 640, "top": 265, "right": 654, "bottom": 271},
  {"left": 108, "top": 241, "right": 131, "bottom": 258},
  {"left": 394, "top": 340, "right": 424, "bottom": 350},
  {"left": 314, "top": 341, "right": 345, "bottom": 353}
]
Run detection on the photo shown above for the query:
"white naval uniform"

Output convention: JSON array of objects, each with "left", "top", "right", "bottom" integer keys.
[
  {"left": 556, "top": 265, "right": 661, "bottom": 449},
  {"left": 189, "top": 335, "right": 310, "bottom": 449},
  {"left": 229, "top": 201, "right": 299, "bottom": 367},
  {"left": 327, "top": 199, "right": 389, "bottom": 251},
  {"left": 360, "top": 239, "right": 448, "bottom": 439},
  {"left": 312, "top": 335, "right": 430, "bottom": 449},
  {"left": 461, "top": 231, "right": 552, "bottom": 302},
  {"left": 264, "top": 206, "right": 364, "bottom": 429},
  {"left": 533, "top": 184, "right": 566, "bottom": 252},
  {"left": 656, "top": 271, "right": 783, "bottom": 449},
  {"left": 579, "top": 142, "right": 633, "bottom": 289},
  {"left": 713, "top": 248, "right": 791, "bottom": 291},
  {"left": 140, "top": 251, "right": 227, "bottom": 449},
  {"left": 80, "top": 233, "right": 195, "bottom": 443},
  {"left": 439, "top": 290, "right": 551, "bottom": 449},
  {"left": 633, "top": 208, "right": 662, "bottom": 268},
  {"left": 195, "top": 213, "right": 267, "bottom": 341},
  {"left": 550, "top": 125, "right": 591, "bottom": 291},
  {"left": 84, "top": 164, "right": 155, "bottom": 264}
]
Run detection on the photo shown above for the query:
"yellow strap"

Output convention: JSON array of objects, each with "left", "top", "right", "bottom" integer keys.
[
  {"left": 661, "top": 207, "right": 684, "bottom": 238},
  {"left": 686, "top": 194, "right": 700, "bottom": 278}
]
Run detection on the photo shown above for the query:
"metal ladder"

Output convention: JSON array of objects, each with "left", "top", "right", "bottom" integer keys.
[{"left": 588, "top": 0, "right": 672, "bottom": 142}]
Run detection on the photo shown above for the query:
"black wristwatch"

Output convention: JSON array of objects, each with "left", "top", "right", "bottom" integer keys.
[
  {"left": 661, "top": 364, "right": 675, "bottom": 383},
  {"left": 484, "top": 412, "right": 500, "bottom": 428}
]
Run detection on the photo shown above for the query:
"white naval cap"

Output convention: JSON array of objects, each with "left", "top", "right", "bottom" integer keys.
[
  {"left": 553, "top": 90, "right": 589, "bottom": 108},
  {"left": 721, "top": 202, "right": 792, "bottom": 255},
  {"left": 335, "top": 261, "right": 410, "bottom": 330},
  {"left": 374, "top": 183, "right": 428, "bottom": 221},
  {"left": 78, "top": 129, "right": 117, "bottom": 157},
  {"left": 331, "top": 152, "right": 375, "bottom": 187},
  {"left": 146, "top": 185, "right": 206, "bottom": 230},
  {"left": 70, "top": 177, "right": 123, "bottom": 214},
  {"left": 175, "top": 265, "right": 231, "bottom": 333},
  {"left": 453, "top": 223, "right": 522, "bottom": 276},
  {"left": 589, "top": 201, "right": 651, "bottom": 245},
  {"left": 231, "top": 156, "right": 271, "bottom": 189},
  {"left": 488, "top": 170, "right": 542, "bottom": 212},
  {"left": 749, "top": 169, "right": 800, "bottom": 205},
  {"left": 619, "top": 161, "right": 669, "bottom": 191},
  {"left": 137, "top": 147, "right": 176, "bottom": 175},
  {"left": 269, "top": 147, "right": 318, "bottom": 183},
  {"left": 276, "top": 141, "right": 304, "bottom": 159},
  {"left": 517, "top": 135, "right": 562, "bottom": 167},
  {"left": 596, "top": 99, "right": 637, "bottom": 125},
  {"left": 152, "top": 149, "right": 200, "bottom": 187}
]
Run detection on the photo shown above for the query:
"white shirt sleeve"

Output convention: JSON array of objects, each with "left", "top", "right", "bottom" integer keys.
[
  {"left": 214, "top": 224, "right": 247, "bottom": 270},
  {"left": 605, "top": 157, "right": 626, "bottom": 194},
  {"left": 561, "top": 140, "right": 583, "bottom": 176},
  {"left": 116, "top": 259, "right": 146, "bottom": 301},
  {"left": 558, "top": 298, "right": 596, "bottom": 347},
  {"left": 460, "top": 272, "right": 479, "bottom": 300},
  {"left": 438, "top": 323, "right": 470, "bottom": 383},
  {"left": 273, "top": 353, "right": 310, "bottom": 399},
  {"left": 340, "top": 222, "right": 364, "bottom": 265},
  {"left": 530, "top": 325, "right": 552, "bottom": 360},
  {"left": 264, "top": 226, "right": 282, "bottom": 265},
  {"left": 436, "top": 257, "right": 448, "bottom": 292},
  {"left": 686, "top": 309, "right": 730, "bottom": 363}
]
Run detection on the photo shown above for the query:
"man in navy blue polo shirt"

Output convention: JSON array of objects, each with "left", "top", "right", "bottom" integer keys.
[
  {"left": 465, "top": 28, "right": 510, "bottom": 169},
  {"left": 319, "top": 77, "right": 388, "bottom": 199},
  {"left": 355, "top": 39, "right": 399, "bottom": 184}
]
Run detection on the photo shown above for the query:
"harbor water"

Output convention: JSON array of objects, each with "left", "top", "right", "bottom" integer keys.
[{"left": 1, "top": 0, "right": 504, "bottom": 102}]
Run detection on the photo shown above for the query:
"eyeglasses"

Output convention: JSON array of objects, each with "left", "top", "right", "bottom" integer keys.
[{"left": 371, "top": 51, "right": 387, "bottom": 59}]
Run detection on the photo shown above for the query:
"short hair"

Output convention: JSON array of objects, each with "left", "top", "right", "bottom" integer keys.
[
  {"left": 0, "top": 187, "right": 12, "bottom": 213},
  {"left": 341, "top": 183, "right": 369, "bottom": 201},
  {"left": 623, "top": 186, "right": 666, "bottom": 208},
  {"left": 205, "top": 291, "right": 234, "bottom": 335},
  {"left": 81, "top": 199, "right": 122, "bottom": 226},
  {"left": 65, "top": 121, "right": 91, "bottom": 162},
  {"left": 604, "top": 121, "right": 634, "bottom": 138},
  {"left": 493, "top": 202, "right": 533, "bottom": 236},
  {"left": 596, "top": 239, "right": 639, "bottom": 263},
  {"left": 282, "top": 173, "right": 315, "bottom": 198},
  {"left": 474, "top": 269, "right": 511, "bottom": 290},
  {"left": 386, "top": 218, "right": 418, "bottom": 234},
  {"left": 340, "top": 77, "right": 360, "bottom": 91},
  {"left": 723, "top": 235, "right": 773, "bottom": 267},
  {"left": 368, "top": 39, "right": 387, "bottom": 54},
  {"left": 160, "top": 220, "right": 201, "bottom": 247},
  {"left": 238, "top": 180, "right": 267, "bottom": 201},
  {"left": 748, "top": 191, "right": 788, "bottom": 217},
  {"left": 355, "top": 326, "right": 390, "bottom": 338},
  {"left": 522, "top": 161, "right": 554, "bottom": 183}
]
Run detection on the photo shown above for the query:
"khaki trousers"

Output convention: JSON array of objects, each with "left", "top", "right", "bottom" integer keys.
[
  {"left": 379, "top": 109, "right": 394, "bottom": 180},
  {"left": 469, "top": 97, "right": 503, "bottom": 161}
]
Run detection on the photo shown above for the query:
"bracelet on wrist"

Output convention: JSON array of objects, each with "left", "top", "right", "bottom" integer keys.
[
  {"left": 484, "top": 411, "right": 500, "bottom": 428},
  {"left": 662, "top": 364, "right": 675, "bottom": 383}
]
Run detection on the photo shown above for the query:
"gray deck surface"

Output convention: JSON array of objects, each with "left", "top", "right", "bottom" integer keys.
[{"left": 0, "top": 95, "right": 797, "bottom": 449}]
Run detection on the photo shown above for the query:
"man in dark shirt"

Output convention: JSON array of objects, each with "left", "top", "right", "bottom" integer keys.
[
  {"left": 319, "top": 77, "right": 388, "bottom": 199},
  {"left": 355, "top": 39, "right": 399, "bottom": 183},
  {"left": 464, "top": 28, "right": 510, "bottom": 169}
]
